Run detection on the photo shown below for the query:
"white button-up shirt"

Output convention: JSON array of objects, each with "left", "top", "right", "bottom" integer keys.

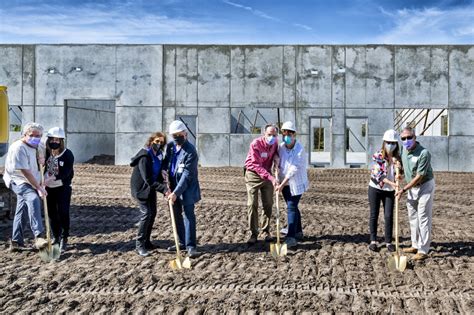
[{"left": 278, "top": 140, "right": 309, "bottom": 196}]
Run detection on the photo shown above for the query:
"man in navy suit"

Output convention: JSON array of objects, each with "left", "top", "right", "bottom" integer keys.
[{"left": 164, "top": 120, "right": 201, "bottom": 257}]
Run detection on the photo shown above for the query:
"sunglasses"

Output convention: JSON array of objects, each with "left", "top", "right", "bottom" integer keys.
[{"left": 400, "top": 136, "right": 414, "bottom": 141}]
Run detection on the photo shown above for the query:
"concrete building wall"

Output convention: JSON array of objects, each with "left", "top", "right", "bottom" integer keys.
[{"left": 0, "top": 44, "right": 473, "bottom": 171}]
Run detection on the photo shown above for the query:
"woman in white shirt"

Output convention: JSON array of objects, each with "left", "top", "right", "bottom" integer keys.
[
  {"left": 368, "top": 129, "right": 401, "bottom": 252},
  {"left": 275, "top": 121, "right": 309, "bottom": 248}
]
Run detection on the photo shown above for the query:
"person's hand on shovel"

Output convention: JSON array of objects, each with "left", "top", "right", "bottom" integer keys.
[
  {"left": 167, "top": 192, "right": 177, "bottom": 202},
  {"left": 37, "top": 185, "right": 47, "bottom": 198}
]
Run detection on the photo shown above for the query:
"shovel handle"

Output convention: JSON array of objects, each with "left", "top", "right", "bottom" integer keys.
[{"left": 168, "top": 199, "right": 183, "bottom": 258}]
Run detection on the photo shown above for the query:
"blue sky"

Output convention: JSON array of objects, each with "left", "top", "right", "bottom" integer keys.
[{"left": 0, "top": 0, "right": 473, "bottom": 44}]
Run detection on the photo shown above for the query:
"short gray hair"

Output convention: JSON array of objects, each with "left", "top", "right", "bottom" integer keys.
[
  {"left": 402, "top": 126, "right": 415, "bottom": 136},
  {"left": 22, "top": 122, "right": 44, "bottom": 136}
]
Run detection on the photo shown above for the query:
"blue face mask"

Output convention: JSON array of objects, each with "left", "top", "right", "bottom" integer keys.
[
  {"left": 265, "top": 135, "right": 276, "bottom": 145},
  {"left": 402, "top": 139, "right": 414, "bottom": 149},
  {"left": 283, "top": 135, "right": 292, "bottom": 145},
  {"left": 26, "top": 137, "right": 41, "bottom": 148}
]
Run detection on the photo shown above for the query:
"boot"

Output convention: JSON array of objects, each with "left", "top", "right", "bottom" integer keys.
[
  {"left": 136, "top": 246, "right": 149, "bottom": 257},
  {"left": 60, "top": 238, "right": 68, "bottom": 252}
]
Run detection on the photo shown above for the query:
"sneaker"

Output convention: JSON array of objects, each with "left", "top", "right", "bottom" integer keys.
[
  {"left": 368, "top": 243, "right": 377, "bottom": 252},
  {"left": 402, "top": 247, "right": 418, "bottom": 254},
  {"left": 247, "top": 235, "right": 257, "bottom": 245},
  {"left": 60, "top": 238, "right": 68, "bottom": 252},
  {"left": 34, "top": 238, "right": 48, "bottom": 250},
  {"left": 285, "top": 237, "right": 298, "bottom": 248},
  {"left": 136, "top": 247, "right": 149, "bottom": 257},
  {"left": 167, "top": 243, "right": 185, "bottom": 252},
  {"left": 187, "top": 247, "right": 200, "bottom": 258},
  {"left": 386, "top": 243, "right": 396, "bottom": 252},
  {"left": 280, "top": 227, "right": 288, "bottom": 236},
  {"left": 412, "top": 253, "right": 428, "bottom": 261},
  {"left": 9, "top": 240, "right": 23, "bottom": 252}
]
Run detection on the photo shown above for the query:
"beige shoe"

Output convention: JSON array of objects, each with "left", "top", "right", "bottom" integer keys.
[
  {"left": 412, "top": 253, "right": 428, "bottom": 261},
  {"left": 402, "top": 247, "right": 418, "bottom": 254},
  {"left": 35, "top": 238, "right": 48, "bottom": 250},
  {"left": 9, "top": 240, "right": 22, "bottom": 252}
]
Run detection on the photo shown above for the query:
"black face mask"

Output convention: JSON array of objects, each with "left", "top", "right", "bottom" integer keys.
[
  {"left": 48, "top": 142, "right": 60, "bottom": 150},
  {"left": 173, "top": 135, "right": 185, "bottom": 146},
  {"left": 151, "top": 143, "right": 162, "bottom": 152}
]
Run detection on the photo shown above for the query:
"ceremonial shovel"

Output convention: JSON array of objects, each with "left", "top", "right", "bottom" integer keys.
[{"left": 168, "top": 199, "right": 191, "bottom": 270}]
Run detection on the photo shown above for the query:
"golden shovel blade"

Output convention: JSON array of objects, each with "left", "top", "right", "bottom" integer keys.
[
  {"left": 270, "top": 243, "right": 288, "bottom": 258},
  {"left": 387, "top": 254, "right": 408, "bottom": 272},
  {"left": 169, "top": 256, "right": 191, "bottom": 270},
  {"left": 38, "top": 244, "right": 61, "bottom": 262}
]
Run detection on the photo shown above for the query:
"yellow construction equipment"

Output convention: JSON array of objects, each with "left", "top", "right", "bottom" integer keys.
[{"left": 0, "top": 86, "right": 8, "bottom": 156}]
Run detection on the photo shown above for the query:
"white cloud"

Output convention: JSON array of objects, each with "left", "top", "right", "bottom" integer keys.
[
  {"left": 376, "top": 6, "right": 474, "bottom": 44},
  {"left": 0, "top": 3, "right": 226, "bottom": 43},
  {"left": 222, "top": 0, "right": 280, "bottom": 21},
  {"left": 293, "top": 23, "right": 312, "bottom": 31}
]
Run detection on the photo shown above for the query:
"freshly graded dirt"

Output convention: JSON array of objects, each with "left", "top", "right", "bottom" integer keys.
[{"left": 0, "top": 165, "right": 472, "bottom": 313}]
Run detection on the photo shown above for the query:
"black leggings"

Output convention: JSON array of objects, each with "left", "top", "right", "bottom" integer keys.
[
  {"left": 368, "top": 185, "right": 394, "bottom": 243},
  {"left": 46, "top": 185, "right": 72, "bottom": 240}
]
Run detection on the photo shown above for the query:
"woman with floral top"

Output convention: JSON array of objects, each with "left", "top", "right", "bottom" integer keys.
[{"left": 368, "top": 129, "right": 402, "bottom": 252}]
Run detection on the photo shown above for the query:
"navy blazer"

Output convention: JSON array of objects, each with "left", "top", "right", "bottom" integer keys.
[{"left": 164, "top": 140, "right": 201, "bottom": 206}]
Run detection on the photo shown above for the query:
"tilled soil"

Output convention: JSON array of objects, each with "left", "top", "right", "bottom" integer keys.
[{"left": 0, "top": 165, "right": 473, "bottom": 313}]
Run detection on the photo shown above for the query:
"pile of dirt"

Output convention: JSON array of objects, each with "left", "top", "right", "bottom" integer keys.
[
  {"left": 0, "top": 165, "right": 472, "bottom": 313},
  {"left": 84, "top": 155, "right": 115, "bottom": 165}
]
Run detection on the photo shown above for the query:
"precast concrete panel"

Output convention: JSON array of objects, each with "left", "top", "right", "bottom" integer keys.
[
  {"left": 345, "top": 47, "right": 366, "bottom": 108},
  {"left": 198, "top": 108, "right": 230, "bottom": 134},
  {"left": 283, "top": 46, "right": 296, "bottom": 107},
  {"left": 115, "top": 45, "right": 162, "bottom": 107},
  {"left": 116, "top": 106, "right": 162, "bottom": 133},
  {"left": 229, "top": 134, "right": 260, "bottom": 166},
  {"left": 416, "top": 136, "right": 449, "bottom": 171},
  {"left": 163, "top": 46, "right": 176, "bottom": 107},
  {"left": 22, "top": 46, "right": 35, "bottom": 105},
  {"left": 449, "top": 109, "right": 474, "bottom": 136},
  {"left": 176, "top": 107, "right": 198, "bottom": 116},
  {"left": 448, "top": 136, "right": 474, "bottom": 172},
  {"left": 34, "top": 105, "right": 65, "bottom": 133},
  {"left": 230, "top": 46, "right": 283, "bottom": 107},
  {"left": 449, "top": 47, "right": 474, "bottom": 108},
  {"left": 297, "top": 46, "right": 332, "bottom": 108},
  {"left": 115, "top": 132, "right": 151, "bottom": 165},
  {"left": 430, "top": 47, "right": 449, "bottom": 107},
  {"left": 0, "top": 46, "right": 22, "bottom": 105},
  {"left": 35, "top": 45, "right": 117, "bottom": 105},
  {"left": 198, "top": 134, "right": 229, "bottom": 166},
  {"left": 368, "top": 109, "right": 394, "bottom": 136},
  {"left": 332, "top": 47, "right": 346, "bottom": 109},
  {"left": 162, "top": 107, "right": 176, "bottom": 136},
  {"left": 19, "top": 105, "right": 34, "bottom": 124},
  {"left": 331, "top": 134, "right": 346, "bottom": 167},
  {"left": 175, "top": 47, "right": 198, "bottom": 107},
  {"left": 197, "top": 47, "right": 230, "bottom": 107},
  {"left": 365, "top": 46, "right": 394, "bottom": 108}
]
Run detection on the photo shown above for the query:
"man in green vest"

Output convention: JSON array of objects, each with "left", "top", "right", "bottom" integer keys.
[{"left": 396, "top": 127, "right": 435, "bottom": 261}]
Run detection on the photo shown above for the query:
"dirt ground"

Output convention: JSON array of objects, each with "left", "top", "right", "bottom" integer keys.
[{"left": 0, "top": 165, "right": 472, "bottom": 313}]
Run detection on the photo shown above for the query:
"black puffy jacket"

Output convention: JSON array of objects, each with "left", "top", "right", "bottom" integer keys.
[{"left": 130, "top": 149, "right": 167, "bottom": 200}]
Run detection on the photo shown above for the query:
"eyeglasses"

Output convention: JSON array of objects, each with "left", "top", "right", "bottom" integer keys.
[{"left": 400, "top": 136, "right": 414, "bottom": 141}]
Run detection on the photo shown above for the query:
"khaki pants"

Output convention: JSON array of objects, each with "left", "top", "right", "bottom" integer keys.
[
  {"left": 245, "top": 170, "right": 273, "bottom": 236},
  {"left": 406, "top": 179, "right": 435, "bottom": 254}
]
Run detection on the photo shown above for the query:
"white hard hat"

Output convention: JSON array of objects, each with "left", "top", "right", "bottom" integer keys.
[
  {"left": 47, "top": 127, "right": 65, "bottom": 139},
  {"left": 281, "top": 121, "right": 296, "bottom": 132},
  {"left": 169, "top": 120, "right": 186, "bottom": 134},
  {"left": 383, "top": 129, "right": 398, "bottom": 142}
]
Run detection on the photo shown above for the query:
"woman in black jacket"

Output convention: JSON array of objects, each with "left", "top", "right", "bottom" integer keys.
[
  {"left": 44, "top": 127, "right": 74, "bottom": 253},
  {"left": 130, "top": 132, "right": 168, "bottom": 257}
]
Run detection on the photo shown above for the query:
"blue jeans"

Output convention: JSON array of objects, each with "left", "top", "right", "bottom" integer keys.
[
  {"left": 282, "top": 186, "right": 302, "bottom": 238},
  {"left": 173, "top": 198, "right": 197, "bottom": 249},
  {"left": 11, "top": 182, "right": 44, "bottom": 245}
]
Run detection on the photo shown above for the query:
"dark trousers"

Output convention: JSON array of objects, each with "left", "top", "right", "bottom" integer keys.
[
  {"left": 172, "top": 198, "right": 197, "bottom": 249},
  {"left": 282, "top": 186, "right": 303, "bottom": 238},
  {"left": 136, "top": 192, "right": 157, "bottom": 248},
  {"left": 368, "top": 185, "right": 394, "bottom": 243},
  {"left": 46, "top": 185, "right": 72, "bottom": 240}
]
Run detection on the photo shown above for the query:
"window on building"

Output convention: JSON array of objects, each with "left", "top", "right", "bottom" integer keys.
[
  {"left": 346, "top": 118, "right": 368, "bottom": 165},
  {"left": 310, "top": 117, "right": 331, "bottom": 165},
  {"left": 394, "top": 109, "right": 448, "bottom": 136}
]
